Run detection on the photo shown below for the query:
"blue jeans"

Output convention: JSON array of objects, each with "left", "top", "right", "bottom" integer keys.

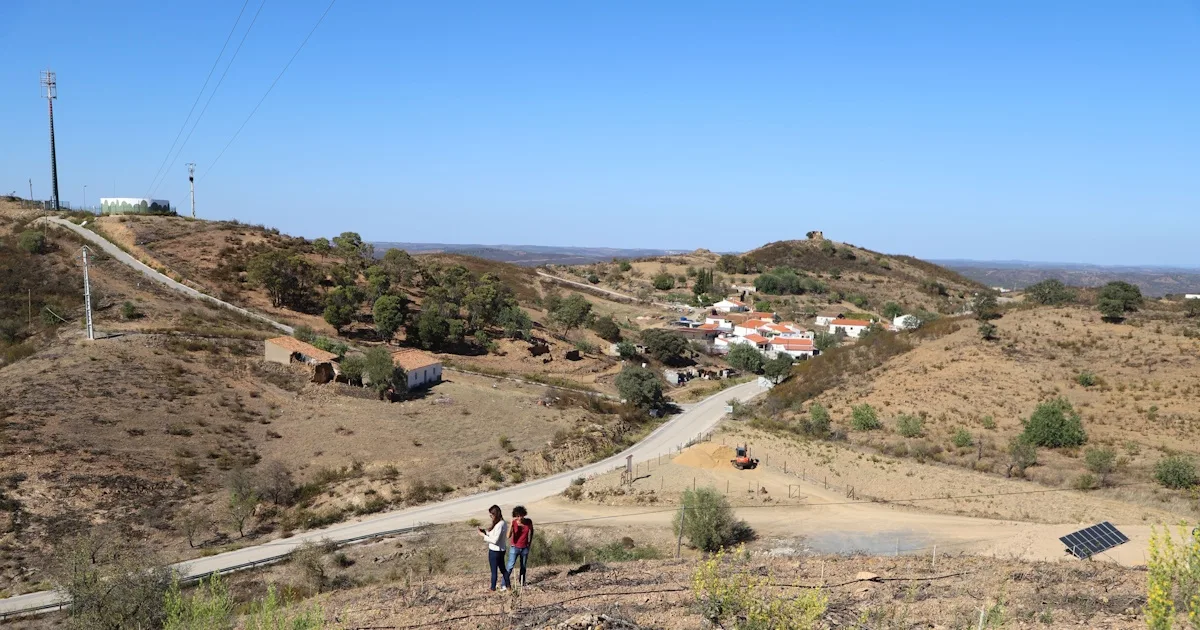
[
  {"left": 506, "top": 545, "right": 529, "bottom": 586},
  {"left": 488, "top": 549, "right": 510, "bottom": 590}
]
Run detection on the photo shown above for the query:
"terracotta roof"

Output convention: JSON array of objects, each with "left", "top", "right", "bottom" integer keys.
[
  {"left": 743, "top": 333, "right": 769, "bottom": 344},
  {"left": 391, "top": 348, "right": 441, "bottom": 371},
  {"left": 698, "top": 323, "right": 719, "bottom": 330},
  {"left": 740, "top": 319, "right": 768, "bottom": 329},
  {"left": 817, "top": 311, "right": 844, "bottom": 318},
  {"left": 762, "top": 323, "right": 790, "bottom": 333},
  {"left": 770, "top": 338, "right": 814, "bottom": 350},
  {"left": 830, "top": 318, "right": 872, "bottom": 327},
  {"left": 746, "top": 311, "right": 775, "bottom": 320},
  {"left": 266, "top": 336, "right": 338, "bottom": 362}
]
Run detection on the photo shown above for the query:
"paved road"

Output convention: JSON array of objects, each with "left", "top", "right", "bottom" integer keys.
[
  {"left": 34, "top": 216, "right": 292, "bottom": 335},
  {"left": 0, "top": 380, "right": 765, "bottom": 617}
]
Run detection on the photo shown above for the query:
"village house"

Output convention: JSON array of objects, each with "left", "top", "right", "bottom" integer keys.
[
  {"left": 733, "top": 319, "right": 769, "bottom": 338},
  {"left": 390, "top": 348, "right": 443, "bottom": 390},
  {"left": 828, "top": 318, "right": 873, "bottom": 338},
  {"left": 743, "top": 311, "right": 777, "bottom": 322},
  {"left": 1186, "top": 294, "right": 1200, "bottom": 300},
  {"left": 263, "top": 336, "right": 340, "bottom": 383},
  {"left": 712, "top": 298, "right": 748, "bottom": 313},
  {"left": 814, "top": 311, "right": 845, "bottom": 327},
  {"left": 768, "top": 336, "right": 817, "bottom": 359},
  {"left": 703, "top": 315, "right": 734, "bottom": 330}
]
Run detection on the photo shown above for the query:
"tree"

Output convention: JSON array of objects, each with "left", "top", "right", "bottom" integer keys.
[
  {"left": 1021, "top": 398, "right": 1087, "bottom": 448},
  {"left": 652, "top": 273, "right": 675, "bottom": 290},
  {"left": 693, "top": 268, "right": 714, "bottom": 296},
  {"left": 497, "top": 305, "right": 532, "bottom": 339},
  {"left": 615, "top": 365, "right": 663, "bottom": 409},
  {"left": 1154, "top": 455, "right": 1197, "bottom": 489},
  {"left": 727, "top": 344, "right": 765, "bottom": 373},
  {"left": 882, "top": 302, "right": 904, "bottom": 319},
  {"left": 380, "top": 248, "right": 420, "bottom": 285},
  {"left": 164, "top": 573, "right": 234, "bottom": 630},
  {"left": 1097, "top": 281, "right": 1143, "bottom": 321},
  {"left": 339, "top": 355, "right": 366, "bottom": 386},
  {"left": 331, "top": 231, "right": 372, "bottom": 267},
  {"left": 1008, "top": 436, "right": 1038, "bottom": 476},
  {"left": 1084, "top": 447, "right": 1118, "bottom": 486},
  {"left": 18, "top": 230, "right": 46, "bottom": 254},
  {"left": 851, "top": 404, "right": 881, "bottom": 430},
  {"left": 641, "top": 328, "right": 688, "bottom": 363},
  {"left": 972, "top": 292, "right": 1000, "bottom": 320},
  {"left": 806, "top": 403, "right": 831, "bottom": 438},
  {"left": 978, "top": 321, "right": 998, "bottom": 341},
  {"left": 615, "top": 340, "right": 638, "bottom": 360},
  {"left": 364, "top": 265, "right": 391, "bottom": 303},
  {"left": 227, "top": 471, "right": 258, "bottom": 538},
  {"left": 590, "top": 315, "right": 621, "bottom": 342},
  {"left": 247, "top": 250, "right": 316, "bottom": 310},
  {"left": 372, "top": 294, "right": 408, "bottom": 341},
  {"left": 414, "top": 303, "right": 451, "bottom": 349},
  {"left": 550, "top": 294, "right": 593, "bottom": 332},
  {"left": 363, "top": 346, "right": 403, "bottom": 393},
  {"left": 1185, "top": 298, "right": 1200, "bottom": 318},
  {"left": 813, "top": 331, "right": 839, "bottom": 352},
  {"left": 311, "top": 237, "right": 331, "bottom": 254},
  {"left": 256, "top": 460, "right": 295, "bottom": 506},
  {"left": 673, "top": 487, "right": 745, "bottom": 552},
  {"left": 50, "top": 532, "right": 172, "bottom": 630},
  {"left": 1026, "top": 279, "right": 1075, "bottom": 305},
  {"left": 763, "top": 354, "right": 794, "bottom": 383},
  {"left": 178, "top": 508, "right": 212, "bottom": 549},
  {"left": 323, "top": 285, "right": 361, "bottom": 332}
]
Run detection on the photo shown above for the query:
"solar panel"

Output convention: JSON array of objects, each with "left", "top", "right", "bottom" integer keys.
[{"left": 1059, "top": 522, "right": 1129, "bottom": 559}]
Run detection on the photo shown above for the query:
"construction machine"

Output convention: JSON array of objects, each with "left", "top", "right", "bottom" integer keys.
[{"left": 731, "top": 445, "right": 759, "bottom": 470}]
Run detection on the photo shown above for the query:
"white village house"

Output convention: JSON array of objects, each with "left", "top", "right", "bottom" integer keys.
[
  {"left": 712, "top": 298, "right": 748, "bottom": 313},
  {"left": 768, "top": 336, "right": 817, "bottom": 359},
  {"left": 814, "top": 311, "right": 845, "bottom": 327},
  {"left": 828, "top": 318, "right": 873, "bottom": 338},
  {"left": 1186, "top": 294, "right": 1200, "bottom": 300},
  {"left": 390, "top": 348, "right": 443, "bottom": 390}
]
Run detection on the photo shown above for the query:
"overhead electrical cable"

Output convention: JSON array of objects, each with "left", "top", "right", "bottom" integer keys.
[{"left": 143, "top": 0, "right": 252, "bottom": 197}]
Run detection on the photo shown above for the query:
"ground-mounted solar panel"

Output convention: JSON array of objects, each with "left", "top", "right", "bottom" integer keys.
[{"left": 1059, "top": 521, "right": 1129, "bottom": 559}]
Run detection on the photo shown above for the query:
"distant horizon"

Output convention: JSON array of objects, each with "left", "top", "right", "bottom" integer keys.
[{"left": 370, "top": 238, "right": 1200, "bottom": 271}]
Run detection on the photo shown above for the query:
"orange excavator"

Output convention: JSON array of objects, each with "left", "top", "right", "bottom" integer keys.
[{"left": 731, "top": 445, "right": 759, "bottom": 470}]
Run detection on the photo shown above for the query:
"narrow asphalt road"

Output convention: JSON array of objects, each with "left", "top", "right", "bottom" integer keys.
[
  {"left": 34, "top": 216, "right": 292, "bottom": 334},
  {"left": 0, "top": 380, "right": 765, "bottom": 617}
]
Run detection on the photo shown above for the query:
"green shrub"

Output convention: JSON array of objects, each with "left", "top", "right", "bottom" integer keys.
[
  {"left": 693, "top": 547, "right": 827, "bottom": 630},
  {"left": 1073, "top": 473, "right": 1097, "bottom": 491},
  {"left": 1154, "top": 455, "right": 1198, "bottom": 489},
  {"left": 895, "top": 414, "right": 923, "bottom": 438},
  {"left": 673, "top": 487, "right": 748, "bottom": 552},
  {"left": 1076, "top": 371, "right": 1097, "bottom": 387},
  {"left": 806, "top": 403, "right": 831, "bottom": 438},
  {"left": 120, "top": 301, "right": 141, "bottom": 320},
  {"left": 1021, "top": 398, "right": 1086, "bottom": 448},
  {"left": 952, "top": 428, "right": 974, "bottom": 448},
  {"left": 981, "top": 415, "right": 997, "bottom": 430},
  {"left": 17, "top": 230, "right": 46, "bottom": 254},
  {"left": 850, "top": 404, "right": 881, "bottom": 431},
  {"left": 1084, "top": 447, "right": 1117, "bottom": 485},
  {"left": 590, "top": 315, "right": 622, "bottom": 342},
  {"left": 1008, "top": 436, "right": 1038, "bottom": 475}
]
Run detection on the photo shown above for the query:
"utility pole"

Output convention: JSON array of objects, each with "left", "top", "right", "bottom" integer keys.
[
  {"left": 80, "top": 246, "right": 94, "bottom": 341},
  {"left": 40, "top": 70, "right": 60, "bottom": 211},
  {"left": 187, "top": 163, "right": 196, "bottom": 218},
  {"left": 28, "top": 179, "right": 33, "bottom": 201}
]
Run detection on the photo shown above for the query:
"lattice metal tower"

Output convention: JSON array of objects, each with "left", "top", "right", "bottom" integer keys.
[{"left": 40, "top": 70, "right": 60, "bottom": 211}]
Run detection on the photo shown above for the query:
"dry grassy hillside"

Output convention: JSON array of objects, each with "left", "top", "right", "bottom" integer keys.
[
  {"left": 758, "top": 304, "right": 1200, "bottom": 517},
  {"left": 548, "top": 235, "right": 985, "bottom": 321}
]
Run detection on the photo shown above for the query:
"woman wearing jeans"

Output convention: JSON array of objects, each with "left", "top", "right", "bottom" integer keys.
[
  {"left": 479, "top": 505, "right": 509, "bottom": 591},
  {"left": 506, "top": 505, "right": 533, "bottom": 587}
]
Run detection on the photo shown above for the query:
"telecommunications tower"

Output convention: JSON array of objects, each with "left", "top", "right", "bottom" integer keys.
[{"left": 40, "top": 70, "right": 60, "bottom": 211}]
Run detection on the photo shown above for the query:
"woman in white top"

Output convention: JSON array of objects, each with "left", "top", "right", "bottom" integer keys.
[{"left": 478, "top": 505, "right": 510, "bottom": 591}]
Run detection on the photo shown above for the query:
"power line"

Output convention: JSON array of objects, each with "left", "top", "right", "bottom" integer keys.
[
  {"left": 197, "top": 0, "right": 337, "bottom": 184},
  {"left": 148, "top": 0, "right": 269, "bottom": 197},
  {"left": 143, "top": 0, "right": 252, "bottom": 197}
]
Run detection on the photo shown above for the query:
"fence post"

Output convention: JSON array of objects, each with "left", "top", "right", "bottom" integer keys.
[
  {"left": 676, "top": 507, "right": 686, "bottom": 559},
  {"left": 932, "top": 545, "right": 937, "bottom": 572}
]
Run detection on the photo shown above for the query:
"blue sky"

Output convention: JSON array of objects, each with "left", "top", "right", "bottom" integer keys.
[{"left": 2, "top": 1, "right": 1197, "bottom": 266}]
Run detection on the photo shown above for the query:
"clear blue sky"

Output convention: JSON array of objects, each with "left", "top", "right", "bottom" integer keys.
[{"left": 2, "top": 1, "right": 1198, "bottom": 266}]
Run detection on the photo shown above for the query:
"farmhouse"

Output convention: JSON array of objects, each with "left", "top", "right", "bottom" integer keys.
[
  {"left": 264, "top": 336, "right": 338, "bottom": 366},
  {"left": 712, "top": 298, "right": 748, "bottom": 313},
  {"left": 1186, "top": 294, "right": 1200, "bottom": 300},
  {"left": 814, "top": 311, "right": 845, "bottom": 327},
  {"left": 768, "top": 337, "right": 817, "bottom": 359},
  {"left": 733, "top": 319, "right": 770, "bottom": 338},
  {"left": 828, "top": 318, "right": 873, "bottom": 338},
  {"left": 391, "top": 349, "right": 443, "bottom": 390}
]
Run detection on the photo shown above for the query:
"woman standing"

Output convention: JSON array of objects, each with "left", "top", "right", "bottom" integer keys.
[
  {"left": 506, "top": 505, "right": 533, "bottom": 587},
  {"left": 478, "top": 505, "right": 509, "bottom": 591}
]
